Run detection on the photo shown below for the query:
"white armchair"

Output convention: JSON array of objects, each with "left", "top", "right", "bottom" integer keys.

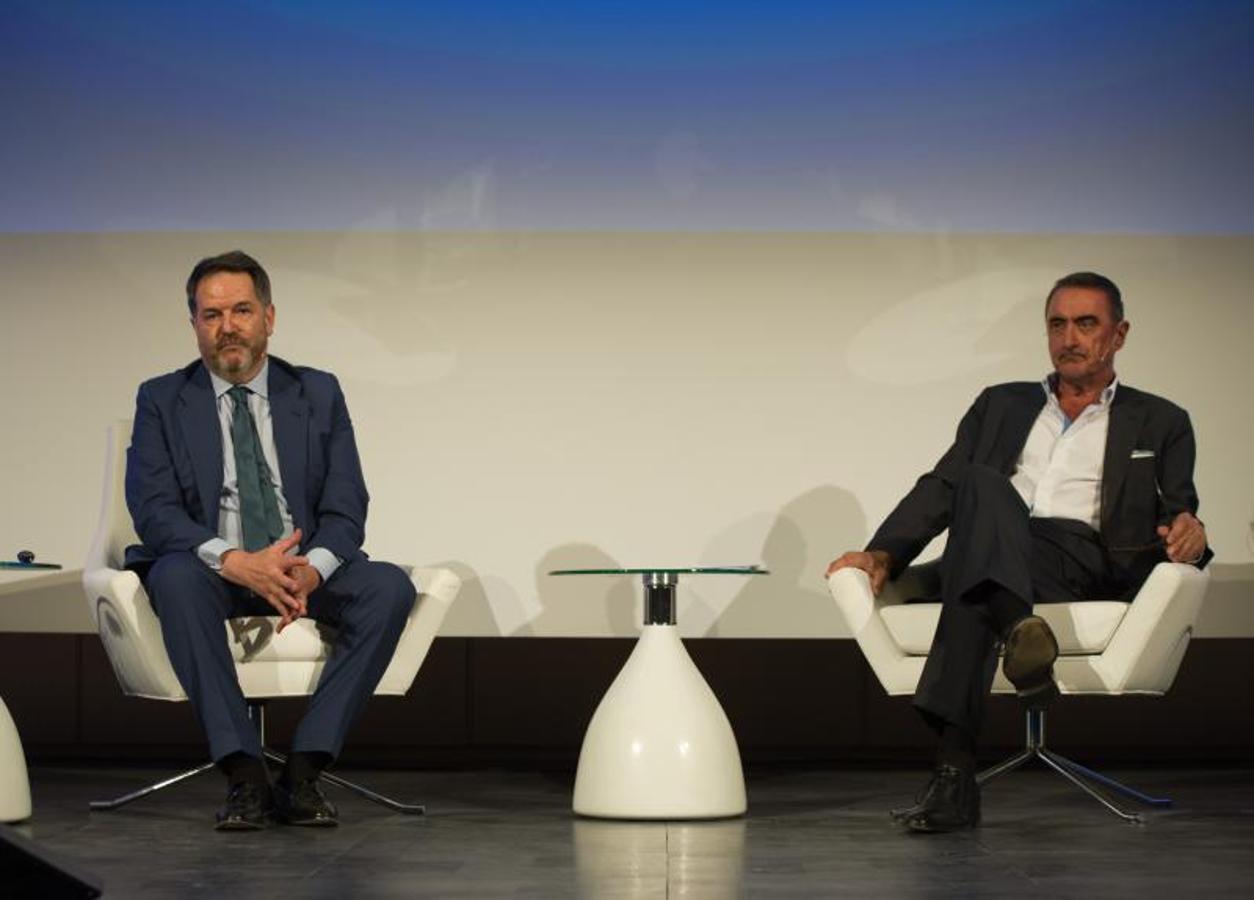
[
  {"left": 828, "top": 559, "right": 1209, "bottom": 822},
  {"left": 82, "top": 421, "right": 461, "bottom": 813}
]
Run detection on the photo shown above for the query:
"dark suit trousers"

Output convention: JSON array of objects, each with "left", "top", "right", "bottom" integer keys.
[
  {"left": 912, "top": 464, "right": 1119, "bottom": 738},
  {"left": 144, "top": 553, "right": 416, "bottom": 763}
]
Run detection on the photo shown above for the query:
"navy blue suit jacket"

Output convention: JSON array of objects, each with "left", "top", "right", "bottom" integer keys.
[
  {"left": 866, "top": 381, "right": 1211, "bottom": 598},
  {"left": 124, "top": 356, "right": 369, "bottom": 575}
]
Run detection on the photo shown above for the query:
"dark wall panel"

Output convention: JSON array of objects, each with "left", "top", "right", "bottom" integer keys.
[
  {"left": 0, "top": 635, "right": 79, "bottom": 745},
  {"left": 468, "top": 638, "right": 633, "bottom": 750},
  {"left": 77, "top": 640, "right": 201, "bottom": 750},
  {"left": 3, "top": 635, "right": 1252, "bottom": 767}
]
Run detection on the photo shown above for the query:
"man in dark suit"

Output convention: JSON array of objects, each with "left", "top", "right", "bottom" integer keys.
[
  {"left": 126, "top": 250, "right": 416, "bottom": 830},
  {"left": 827, "top": 272, "right": 1210, "bottom": 833}
]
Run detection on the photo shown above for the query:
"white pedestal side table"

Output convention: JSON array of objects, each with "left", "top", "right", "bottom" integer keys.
[
  {"left": 0, "top": 695, "right": 32, "bottom": 822},
  {"left": 0, "top": 555, "right": 59, "bottom": 823},
  {"left": 550, "top": 566, "right": 767, "bottom": 820}
]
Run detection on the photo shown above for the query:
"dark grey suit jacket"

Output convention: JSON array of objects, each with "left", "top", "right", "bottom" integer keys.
[{"left": 866, "top": 381, "right": 1211, "bottom": 598}]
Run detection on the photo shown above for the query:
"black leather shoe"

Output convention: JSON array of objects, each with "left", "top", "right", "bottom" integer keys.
[
  {"left": 1002, "top": 614, "right": 1060, "bottom": 707},
  {"left": 901, "top": 765, "right": 980, "bottom": 833},
  {"left": 890, "top": 774, "right": 943, "bottom": 823},
  {"left": 215, "top": 782, "right": 273, "bottom": 831},
  {"left": 273, "top": 778, "right": 339, "bottom": 827}
]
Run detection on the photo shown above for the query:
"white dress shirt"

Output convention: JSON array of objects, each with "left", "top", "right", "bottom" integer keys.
[
  {"left": 1010, "top": 376, "right": 1118, "bottom": 531},
  {"left": 196, "top": 360, "right": 340, "bottom": 583}
]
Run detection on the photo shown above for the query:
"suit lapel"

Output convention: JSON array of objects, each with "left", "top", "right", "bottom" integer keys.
[
  {"left": 1101, "top": 387, "right": 1145, "bottom": 532},
  {"left": 177, "top": 365, "right": 224, "bottom": 532},
  {"left": 269, "top": 361, "right": 310, "bottom": 537},
  {"left": 999, "top": 387, "right": 1046, "bottom": 472}
]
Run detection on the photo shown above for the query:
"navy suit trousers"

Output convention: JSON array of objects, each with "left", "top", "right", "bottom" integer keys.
[{"left": 144, "top": 553, "right": 416, "bottom": 763}]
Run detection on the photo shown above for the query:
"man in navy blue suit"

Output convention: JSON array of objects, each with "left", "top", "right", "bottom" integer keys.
[{"left": 125, "top": 250, "right": 416, "bottom": 830}]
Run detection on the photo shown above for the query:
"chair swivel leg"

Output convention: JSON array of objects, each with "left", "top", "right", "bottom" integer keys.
[
  {"left": 977, "top": 708, "right": 1170, "bottom": 824},
  {"left": 90, "top": 702, "right": 424, "bottom": 815}
]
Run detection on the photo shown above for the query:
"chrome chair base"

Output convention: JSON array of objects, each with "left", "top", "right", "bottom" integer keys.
[
  {"left": 978, "top": 707, "right": 1171, "bottom": 824},
  {"left": 88, "top": 702, "right": 424, "bottom": 815}
]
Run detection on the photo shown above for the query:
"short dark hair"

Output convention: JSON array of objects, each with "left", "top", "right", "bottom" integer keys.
[
  {"left": 186, "top": 250, "right": 272, "bottom": 315},
  {"left": 1046, "top": 271, "right": 1123, "bottom": 322}
]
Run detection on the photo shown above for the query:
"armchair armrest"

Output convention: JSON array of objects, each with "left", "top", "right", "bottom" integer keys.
[
  {"left": 1093, "top": 562, "right": 1209, "bottom": 693},
  {"left": 82, "top": 564, "right": 186, "bottom": 701},
  {"left": 374, "top": 566, "right": 463, "bottom": 695},
  {"left": 829, "top": 567, "right": 916, "bottom": 693}
]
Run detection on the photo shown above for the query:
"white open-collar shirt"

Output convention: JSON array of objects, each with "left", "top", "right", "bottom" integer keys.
[{"left": 1009, "top": 375, "right": 1118, "bottom": 532}]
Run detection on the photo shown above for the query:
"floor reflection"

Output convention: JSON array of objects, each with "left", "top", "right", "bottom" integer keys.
[{"left": 573, "top": 818, "right": 746, "bottom": 898}]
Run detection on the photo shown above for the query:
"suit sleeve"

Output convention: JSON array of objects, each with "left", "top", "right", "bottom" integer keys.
[
  {"left": 866, "top": 389, "right": 990, "bottom": 578},
  {"left": 303, "top": 376, "right": 369, "bottom": 566},
  {"left": 1155, "top": 407, "right": 1213, "bottom": 568},
  {"left": 126, "top": 382, "right": 220, "bottom": 556}
]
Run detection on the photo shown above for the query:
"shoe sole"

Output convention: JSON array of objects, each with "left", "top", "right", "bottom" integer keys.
[{"left": 1002, "top": 616, "right": 1059, "bottom": 699}]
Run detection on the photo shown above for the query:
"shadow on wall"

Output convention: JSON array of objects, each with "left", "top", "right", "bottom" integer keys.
[
  {"left": 420, "top": 547, "right": 639, "bottom": 637},
  {"left": 707, "top": 485, "right": 868, "bottom": 638},
  {"left": 421, "top": 559, "right": 535, "bottom": 637},
  {"left": 528, "top": 544, "right": 639, "bottom": 637},
  {"left": 422, "top": 560, "right": 485, "bottom": 629}
]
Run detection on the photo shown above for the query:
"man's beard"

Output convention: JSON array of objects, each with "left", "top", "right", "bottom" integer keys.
[{"left": 214, "top": 339, "right": 258, "bottom": 375}]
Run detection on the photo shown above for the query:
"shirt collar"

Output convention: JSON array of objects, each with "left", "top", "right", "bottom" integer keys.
[
  {"left": 207, "top": 358, "right": 270, "bottom": 401},
  {"left": 1042, "top": 372, "right": 1119, "bottom": 410}
]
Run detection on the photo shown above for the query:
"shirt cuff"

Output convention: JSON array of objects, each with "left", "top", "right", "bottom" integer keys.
[
  {"left": 305, "top": 547, "right": 341, "bottom": 585},
  {"left": 196, "top": 538, "right": 236, "bottom": 571}
]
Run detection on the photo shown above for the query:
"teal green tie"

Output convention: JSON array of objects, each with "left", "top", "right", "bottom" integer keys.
[{"left": 228, "top": 385, "right": 285, "bottom": 552}]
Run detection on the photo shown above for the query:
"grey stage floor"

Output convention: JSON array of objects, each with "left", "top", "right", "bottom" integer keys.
[{"left": 10, "top": 764, "right": 1254, "bottom": 898}]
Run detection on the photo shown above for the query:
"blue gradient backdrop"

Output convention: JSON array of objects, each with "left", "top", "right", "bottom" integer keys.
[{"left": 3, "top": 0, "right": 1251, "bottom": 232}]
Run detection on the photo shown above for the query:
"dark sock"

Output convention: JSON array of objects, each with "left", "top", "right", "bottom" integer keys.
[
  {"left": 282, "top": 751, "right": 332, "bottom": 786},
  {"left": 217, "top": 751, "right": 268, "bottom": 789},
  {"left": 935, "top": 724, "right": 977, "bottom": 772},
  {"left": 981, "top": 583, "right": 1031, "bottom": 640}
]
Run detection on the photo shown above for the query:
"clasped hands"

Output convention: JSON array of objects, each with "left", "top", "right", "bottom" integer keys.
[{"left": 220, "top": 528, "right": 321, "bottom": 632}]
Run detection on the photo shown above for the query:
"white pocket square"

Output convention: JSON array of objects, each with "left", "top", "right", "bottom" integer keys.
[{"left": 1130, "top": 449, "right": 1156, "bottom": 459}]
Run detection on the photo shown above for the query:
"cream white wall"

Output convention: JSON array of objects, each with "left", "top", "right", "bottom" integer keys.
[{"left": 1, "top": 231, "right": 1251, "bottom": 636}]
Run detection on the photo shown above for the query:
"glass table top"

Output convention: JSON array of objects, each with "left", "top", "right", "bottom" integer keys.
[{"left": 549, "top": 566, "right": 768, "bottom": 576}]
